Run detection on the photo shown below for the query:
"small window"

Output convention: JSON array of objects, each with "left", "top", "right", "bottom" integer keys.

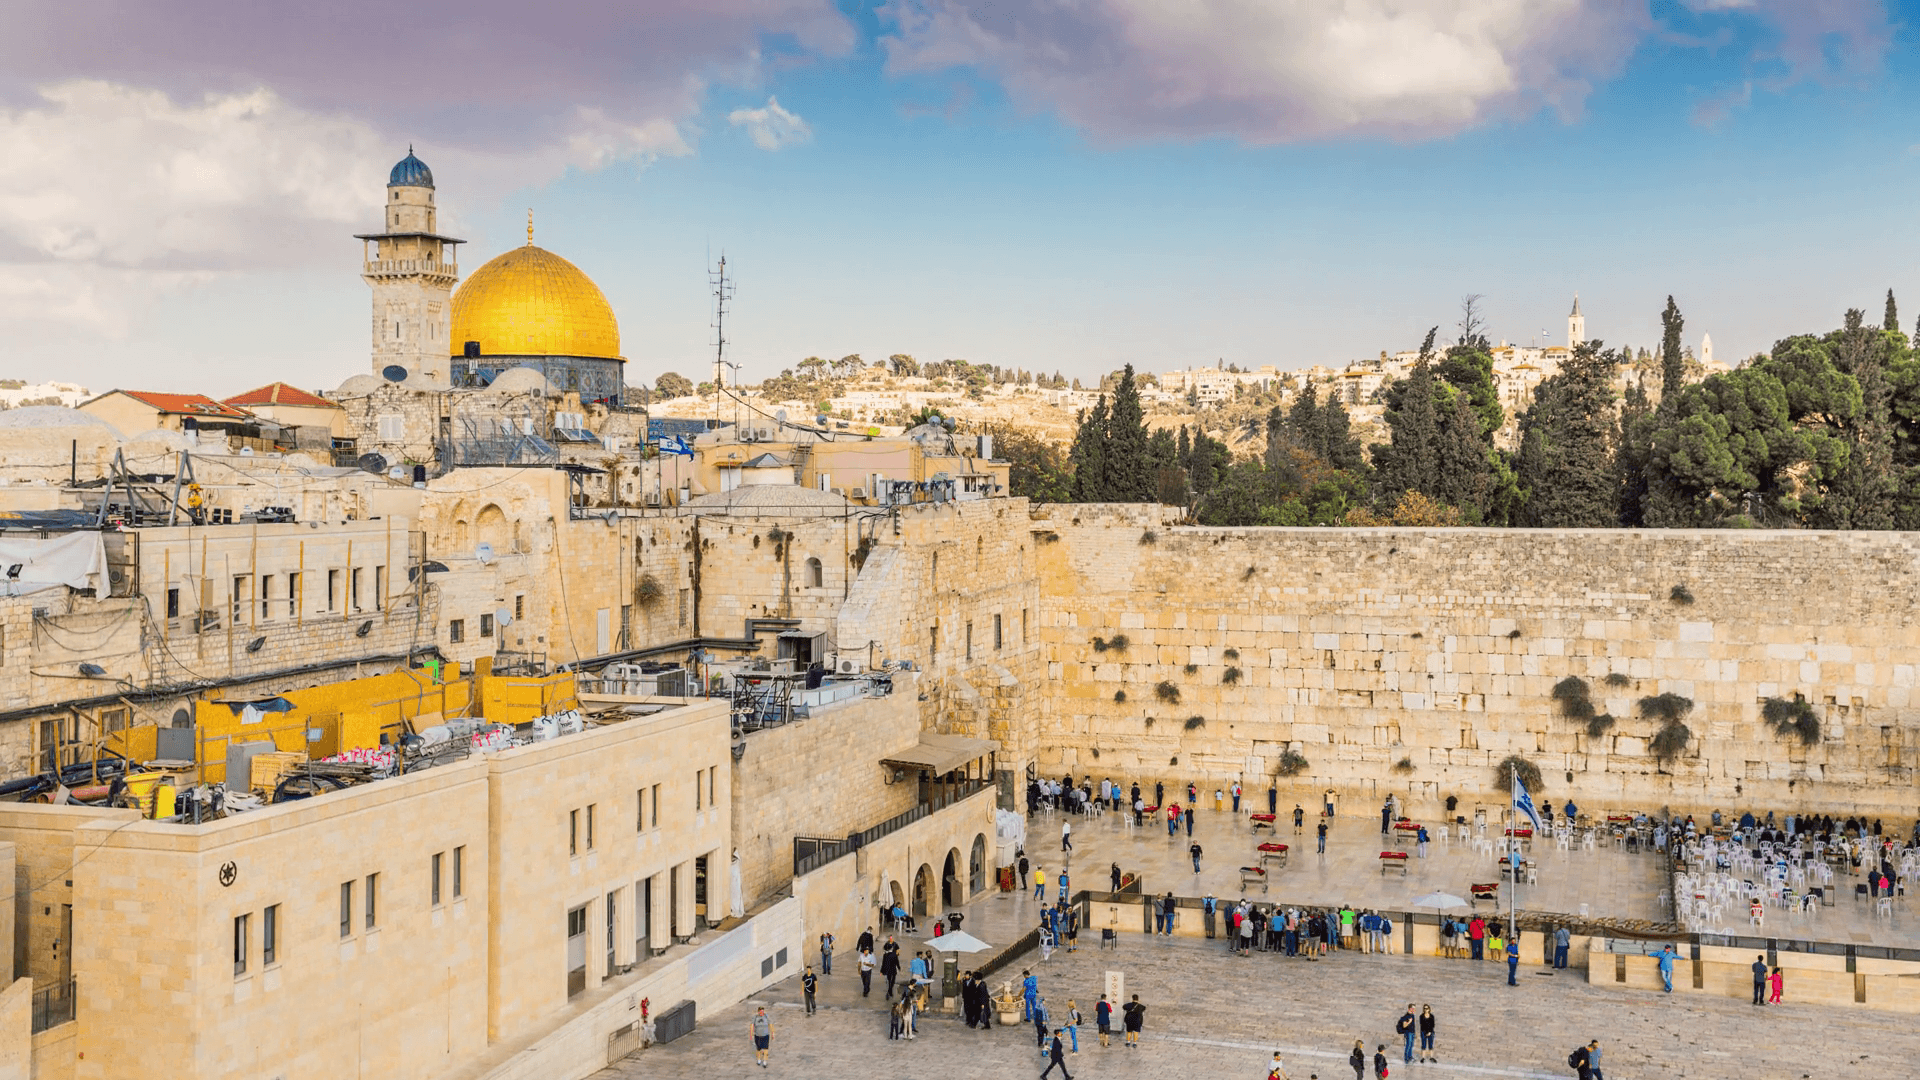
[
  {"left": 994, "top": 613, "right": 1003, "bottom": 650},
  {"left": 377, "top": 414, "right": 405, "bottom": 441},
  {"left": 260, "top": 574, "right": 273, "bottom": 620},
  {"left": 234, "top": 913, "right": 251, "bottom": 976},
  {"left": 570, "top": 809, "right": 579, "bottom": 856},
  {"left": 365, "top": 873, "right": 379, "bottom": 929},
  {"left": 339, "top": 881, "right": 353, "bottom": 938},
  {"left": 480, "top": 613, "right": 494, "bottom": 638},
  {"left": 586, "top": 803, "right": 596, "bottom": 850},
  {"left": 263, "top": 904, "right": 279, "bottom": 966},
  {"left": 651, "top": 784, "right": 661, "bottom": 830},
  {"left": 448, "top": 619, "right": 465, "bottom": 643},
  {"left": 805, "top": 557, "right": 823, "bottom": 588},
  {"left": 375, "top": 566, "right": 386, "bottom": 611},
  {"left": 966, "top": 620, "right": 973, "bottom": 660},
  {"left": 431, "top": 852, "right": 443, "bottom": 906},
  {"left": 695, "top": 773, "right": 702, "bottom": 811},
  {"left": 708, "top": 767, "right": 716, "bottom": 808},
  {"left": 166, "top": 587, "right": 180, "bottom": 619},
  {"left": 514, "top": 594, "right": 525, "bottom": 620},
  {"left": 286, "top": 572, "right": 300, "bottom": 618},
  {"left": 351, "top": 568, "right": 363, "bottom": 611},
  {"left": 327, "top": 569, "right": 341, "bottom": 612},
  {"left": 453, "top": 845, "right": 465, "bottom": 899},
  {"left": 636, "top": 788, "right": 646, "bottom": 831}
]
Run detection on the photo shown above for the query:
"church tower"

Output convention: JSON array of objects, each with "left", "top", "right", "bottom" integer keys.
[
  {"left": 1567, "top": 295, "right": 1586, "bottom": 349},
  {"left": 356, "top": 149, "right": 464, "bottom": 386}
]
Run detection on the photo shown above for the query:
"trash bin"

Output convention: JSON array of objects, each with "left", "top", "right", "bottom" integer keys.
[{"left": 941, "top": 954, "right": 959, "bottom": 999}]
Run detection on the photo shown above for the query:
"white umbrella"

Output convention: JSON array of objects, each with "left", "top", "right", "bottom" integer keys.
[
  {"left": 924, "top": 930, "right": 993, "bottom": 953},
  {"left": 1410, "top": 891, "right": 1469, "bottom": 910}
]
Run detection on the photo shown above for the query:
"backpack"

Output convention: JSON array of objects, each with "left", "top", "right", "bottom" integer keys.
[{"left": 1568, "top": 1049, "right": 1585, "bottom": 1069}]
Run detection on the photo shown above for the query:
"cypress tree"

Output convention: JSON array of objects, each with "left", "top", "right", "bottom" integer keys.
[
  {"left": 1105, "top": 365, "right": 1153, "bottom": 501},
  {"left": 1431, "top": 389, "right": 1492, "bottom": 516},
  {"left": 1886, "top": 290, "right": 1900, "bottom": 334},
  {"left": 1372, "top": 360, "right": 1442, "bottom": 502},
  {"left": 1067, "top": 398, "right": 1110, "bottom": 501},
  {"left": 1615, "top": 379, "right": 1653, "bottom": 526},
  {"left": 1659, "top": 296, "right": 1686, "bottom": 409},
  {"left": 1516, "top": 342, "right": 1622, "bottom": 527}
]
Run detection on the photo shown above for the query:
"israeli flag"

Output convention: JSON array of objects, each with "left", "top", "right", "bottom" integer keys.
[{"left": 1512, "top": 775, "right": 1544, "bottom": 833}]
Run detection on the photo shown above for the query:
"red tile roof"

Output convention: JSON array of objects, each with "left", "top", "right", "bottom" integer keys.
[
  {"left": 116, "top": 391, "right": 254, "bottom": 419},
  {"left": 223, "top": 382, "right": 337, "bottom": 409}
]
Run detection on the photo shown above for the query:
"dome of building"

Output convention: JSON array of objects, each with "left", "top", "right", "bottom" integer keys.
[
  {"left": 450, "top": 244, "right": 621, "bottom": 360},
  {"left": 389, "top": 150, "right": 433, "bottom": 188},
  {"left": 484, "top": 366, "right": 557, "bottom": 396}
]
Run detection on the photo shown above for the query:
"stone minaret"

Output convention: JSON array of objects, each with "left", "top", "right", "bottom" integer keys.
[
  {"left": 1567, "top": 295, "right": 1586, "bottom": 349},
  {"left": 357, "top": 149, "right": 463, "bottom": 386}
]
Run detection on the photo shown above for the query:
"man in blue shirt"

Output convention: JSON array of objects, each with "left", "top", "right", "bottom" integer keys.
[
  {"left": 1506, "top": 937, "right": 1521, "bottom": 985},
  {"left": 1657, "top": 944, "right": 1676, "bottom": 993}
]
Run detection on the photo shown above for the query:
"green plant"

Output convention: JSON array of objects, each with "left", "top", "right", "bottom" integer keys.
[
  {"left": 1669, "top": 584, "right": 1694, "bottom": 605},
  {"left": 1221, "top": 666, "right": 1242, "bottom": 685},
  {"left": 1113, "top": 690, "right": 1127, "bottom": 704},
  {"left": 1761, "top": 697, "right": 1822, "bottom": 747},
  {"left": 1223, "top": 648, "right": 1240, "bottom": 661},
  {"left": 1637, "top": 692, "right": 1694, "bottom": 725},
  {"left": 1603, "top": 672, "right": 1631, "bottom": 688},
  {"left": 850, "top": 535, "right": 877, "bottom": 571},
  {"left": 1184, "top": 716, "right": 1206, "bottom": 730},
  {"left": 1155, "top": 681, "right": 1181, "bottom": 704},
  {"left": 1650, "top": 720, "right": 1692, "bottom": 764},
  {"left": 1243, "top": 565, "right": 1257, "bottom": 580},
  {"left": 1550, "top": 676, "right": 1587, "bottom": 702},
  {"left": 1391, "top": 757, "right": 1415, "bottom": 775},
  {"left": 1139, "top": 530, "right": 1157, "bottom": 544},
  {"left": 1091, "top": 633, "right": 1129, "bottom": 653},
  {"left": 634, "top": 573, "right": 664, "bottom": 608},
  {"left": 1495, "top": 755, "right": 1543, "bottom": 794},
  {"left": 1035, "top": 530, "right": 1060, "bottom": 544},
  {"left": 1144, "top": 716, "right": 1156, "bottom": 729},
  {"left": 1585, "top": 714, "right": 1616, "bottom": 737},
  {"left": 1552, "top": 676, "right": 1597, "bottom": 724},
  {"left": 1507, "top": 628, "right": 1521, "bottom": 639},
  {"left": 1183, "top": 663, "right": 1198, "bottom": 675},
  {"left": 1277, "top": 750, "right": 1310, "bottom": 777},
  {"left": 1169, "top": 756, "right": 1179, "bottom": 766}
]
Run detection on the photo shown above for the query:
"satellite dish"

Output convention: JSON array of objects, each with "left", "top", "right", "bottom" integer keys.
[
  {"left": 387, "top": 466, "right": 408, "bottom": 481},
  {"left": 356, "top": 452, "right": 388, "bottom": 475},
  {"left": 816, "top": 414, "right": 829, "bottom": 426},
  {"left": 775, "top": 408, "right": 789, "bottom": 424},
  {"left": 475, "top": 542, "right": 494, "bottom": 565},
  {"left": 494, "top": 606, "right": 514, "bottom": 627},
  {"left": 382, "top": 364, "right": 409, "bottom": 382}
]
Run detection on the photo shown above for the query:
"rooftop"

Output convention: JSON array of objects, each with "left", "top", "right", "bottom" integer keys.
[{"left": 223, "top": 382, "right": 339, "bottom": 409}]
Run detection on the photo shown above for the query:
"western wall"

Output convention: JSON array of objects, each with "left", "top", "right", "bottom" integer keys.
[{"left": 1021, "top": 503, "right": 1920, "bottom": 818}]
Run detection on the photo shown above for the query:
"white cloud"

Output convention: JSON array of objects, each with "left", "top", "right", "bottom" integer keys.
[
  {"left": 880, "top": 0, "right": 1889, "bottom": 143},
  {"left": 729, "top": 96, "right": 813, "bottom": 150}
]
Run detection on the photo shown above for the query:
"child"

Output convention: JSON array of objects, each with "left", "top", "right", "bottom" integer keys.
[{"left": 1768, "top": 966, "right": 1784, "bottom": 1004}]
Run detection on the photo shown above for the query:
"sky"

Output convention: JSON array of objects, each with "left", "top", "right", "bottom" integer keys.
[{"left": 0, "top": 0, "right": 1914, "bottom": 395}]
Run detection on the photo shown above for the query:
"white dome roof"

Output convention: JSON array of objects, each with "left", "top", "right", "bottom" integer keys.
[
  {"left": 0, "top": 406, "right": 122, "bottom": 439},
  {"left": 486, "top": 366, "right": 556, "bottom": 396}
]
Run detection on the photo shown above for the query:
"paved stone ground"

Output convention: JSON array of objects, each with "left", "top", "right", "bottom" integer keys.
[{"left": 598, "top": 932, "right": 1916, "bottom": 1080}]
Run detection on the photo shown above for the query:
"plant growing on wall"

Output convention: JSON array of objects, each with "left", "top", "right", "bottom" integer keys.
[
  {"left": 1139, "top": 530, "right": 1157, "bottom": 544},
  {"left": 1551, "top": 675, "right": 1614, "bottom": 736},
  {"left": 1222, "top": 666, "right": 1242, "bottom": 685},
  {"left": 1223, "top": 648, "right": 1240, "bottom": 660},
  {"left": 1639, "top": 692, "right": 1695, "bottom": 765},
  {"left": 635, "top": 573, "right": 665, "bottom": 608},
  {"left": 1495, "top": 754, "right": 1543, "bottom": 793},
  {"left": 1761, "top": 696, "right": 1822, "bottom": 747},
  {"left": 1035, "top": 530, "right": 1060, "bottom": 544},
  {"left": 1603, "top": 672, "right": 1631, "bottom": 687},
  {"left": 1277, "top": 750, "right": 1310, "bottom": 776},
  {"left": 1183, "top": 663, "right": 1199, "bottom": 674},
  {"left": 1243, "top": 565, "right": 1257, "bottom": 580},
  {"left": 1391, "top": 757, "right": 1415, "bottom": 775},
  {"left": 1113, "top": 690, "right": 1127, "bottom": 703},
  {"left": 1092, "top": 634, "right": 1130, "bottom": 653},
  {"left": 1155, "top": 681, "right": 1181, "bottom": 704},
  {"left": 1184, "top": 716, "right": 1206, "bottom": 730},
  {"left": 1669, "top": 584, "right": 1694, "bottom": 605}
]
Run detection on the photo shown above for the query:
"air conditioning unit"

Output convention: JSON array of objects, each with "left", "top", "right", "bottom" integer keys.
[
  {"left": 645, "top": 492, "right": 661, "bottom": 507},
  {"left": 837, "top": 655, "right": 858, "bottom": 675},
  {"left": 849, "top": 487, "right": 866, "bottom": 500}
]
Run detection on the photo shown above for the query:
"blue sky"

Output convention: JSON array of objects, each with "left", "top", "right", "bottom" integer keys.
[{"left": 0, "top": 1, "right": 1911, "bottom": 393}]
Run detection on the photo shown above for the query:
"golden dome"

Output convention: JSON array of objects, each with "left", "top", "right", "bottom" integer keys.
[{"left": 450, "top": 244, "right": 621, "bottom": 360}]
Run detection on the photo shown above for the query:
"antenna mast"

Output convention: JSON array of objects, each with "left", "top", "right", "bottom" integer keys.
[{"left": 711, "top": 255, "right": 736, "bottom": 431}]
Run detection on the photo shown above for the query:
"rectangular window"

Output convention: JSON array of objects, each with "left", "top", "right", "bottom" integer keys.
[
  {"left": 263, "top": 904, "right": 279, "bottom": 966},
  {"left": 431, "top": 852, "right": 443, "bottom": 906},
  {"left": 479, "top": 613, "right": 493, "bottom": 638},
  {"left": 98, "top": 707, "right": 129, "bottom": 736},
  {"left": 259, "top": 574, "right": 273, "bottom": 620},
  {"left": 620, "top": 604, "right": 632, "bottom": 649},
  {"left": 365, "top": 873, "right": 379, "bottom": 929},
  {"left": 37, "top": 717, "right": 63, "bottom": 772},
  {"left": 677, "top": 589, "right": 688, "bottom": 627},
  {"left": 234, "top": 913, "right": 250, "bottom": 976},
  {"left": 351, "top": 567, "right": 363, "bottom": 612},
  {"left": 452, "top": 845, "right": 465, "bottom": 899},
  {"left": 567, "top": 905, "right": 588, "bottom": 998},
  {"left": 586, "top": 803, "right": 596, "bottom": 850},
  {"left": 166, "top": 587, "right": 180, "bottom": 619},
  {"left": 377, "top": 413, "right": 405, "bottom": 441},
  {"left": 929, "top": 623, "right": 938, "bottom": 660},
  {"left": 339, "top": 881, "right": 353, "bottom": 938},
  {"left": 707, "top": 767, "right": 716, "bottom": 808},
  {"left": 374, "top": 566, "right": 386, "bottom": 611},
  {"left": 650, "top": 784, "right": 661, "bottom": 830},
  {"left": 448, "top": 619, "right": 465, "bottom": 643},
  {"left": 694, "top": 772, "right": 702, "bottom": 811},
  {"left": 233, "top": 575, "right": 249, "bottom": 623},
  {"left": 636, "top": 788, "right": 646, "bottom": 831},
  {"left": 966, "top": 621, "right": 973, "bottom": 660},
  {"left": 607, "top": 889, "right": 619, "bottom": 975},
  {"left": 1022, "top": 608, "right": 1029, "bottom": 643},
  {"left": 287, "top": 572, "right": 300, "bottom": 618},
  {"left": 570, "top": 809, "right": 580, "bottom": 856},
  {"left": 994, "top": 613, "right": 1002, "bottom": 650},
  {"left": 327, "top": 569, "right": 341, "bottom": 611},
  {"left": 514, "top": 593, "right": 525, "bottom": 620},
  {"left": 637, "top": 877, "right": 652, "bottom": 958}
]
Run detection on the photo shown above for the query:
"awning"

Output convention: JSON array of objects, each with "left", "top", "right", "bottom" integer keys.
[{"left": 880, "top": 733, "right": 998, "bottom": 775}]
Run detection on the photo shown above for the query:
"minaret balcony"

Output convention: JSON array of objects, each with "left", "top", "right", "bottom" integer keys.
[{"left": 363, "top": 259, "right": 459, "bottom": 281}]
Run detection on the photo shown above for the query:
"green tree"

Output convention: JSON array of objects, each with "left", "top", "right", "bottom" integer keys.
[
  {"left": 1438, "top": 344, "right": 1504, "bottom": 437},
  {"left": 1887, "top": 290, "right": 1901, "bottom": 334},
  {"left": 1615, "top": 378, "right": 1654, "bottom": 526},
  {"left": 990, "top": 426, "right": 1072, "bottom": 503},
  {"left": 1659, "top": 296, "right": 1686, "bottom": 409},
  {"left": 1370, "top": 360, "right": 1443, "bottom": 502},
  {"left": 1104, "top": 365, "right": 1154, "bottom": 501},
  {"left": 1067, "top": 397, "right": 1110, "bottom": 501},
  {"left": 655, "top": 371, "right": 694, "bottom": 398},
  {"left": 1516, "top": 342, "right": 1622, "bottom": 527}
]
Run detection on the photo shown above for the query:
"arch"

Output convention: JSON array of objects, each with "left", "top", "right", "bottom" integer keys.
[
  {"left": 941, "top": 847, "right": 961, "bottom": 908},
  {"left": 969, "top": 833, "right": 988, "bottom": 894},
  {"left": 887, "top": 878, "right": 905, "bottom": 912},
  {"left": 475, "top": 503, "right": 509, "bottom": 551},
  {"left": 452, "top": 519, "right": 471, "bottom": 551},
  {"left": 804, "top": 556, "right": 823, "bottom": 588},
  {"left": 912, "top": 863, "right": 934, "bottom": 918}
]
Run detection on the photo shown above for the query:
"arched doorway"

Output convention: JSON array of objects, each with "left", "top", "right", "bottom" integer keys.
[
  {"left": 913, "top": 863, "right": 934, "bottom": 918},
  {"left": 969, "top": 834, "right": 988, "bottom": 894},
  {"left": 941, "top": 848, "right": 961, "bottom": 907}
]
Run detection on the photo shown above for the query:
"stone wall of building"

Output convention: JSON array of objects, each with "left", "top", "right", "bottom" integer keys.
[
  {"left": 1031, "top": 504, "right": 1920, "bottom": 818},
  {"left": 729, "top": 684, "right": 925, "bottom": 907}
]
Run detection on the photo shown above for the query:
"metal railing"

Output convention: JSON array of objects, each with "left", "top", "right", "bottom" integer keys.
[
  {"left": 32, "top": 978, "right": 75, "bottom": 1032},
  {"left": 792, "top": 780, "right": 992, "bottom": 877}
]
